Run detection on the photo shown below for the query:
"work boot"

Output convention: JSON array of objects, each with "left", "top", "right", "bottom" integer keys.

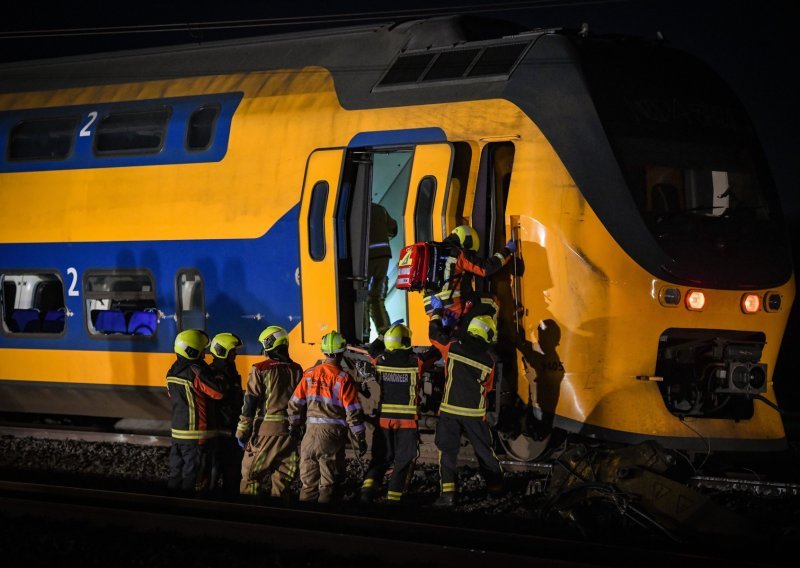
[
  {"left": 359, "top": 486, "right": 377, "bottom": 504},
  {"left": 433, "top": 492, "right": 455, "bottom": 508}
]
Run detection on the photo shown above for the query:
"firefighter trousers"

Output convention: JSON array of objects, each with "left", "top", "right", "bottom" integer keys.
[
  {"left": 299, "top": 424, "right": 348, "bottom": 503},
  {"left": 240, "top": 433, "right": 298, "bottom": 499},
  {"left": 168, "top": 441, "right": 203, "bottom": 493},
  {"left": 435, "top": 413, "right": 503, "bottom": 493}
]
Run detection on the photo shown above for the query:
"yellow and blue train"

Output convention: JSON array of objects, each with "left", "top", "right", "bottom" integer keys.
[{"left": 0, "top": 16, "right": 794, "bottom": 457}]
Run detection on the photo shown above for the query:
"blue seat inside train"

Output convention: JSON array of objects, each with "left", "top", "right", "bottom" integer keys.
[
  {"left": 11, "top": 308, "right": 41, "bottom": 333},
  {"left": 127, "top": 310, "right": 157, "bottom": 336},
  {"left": 93, "top": 309, "right": 127, "bottom": 334},
  {"left": 41, "top": 310, "right": 65, "bottom": 333}
]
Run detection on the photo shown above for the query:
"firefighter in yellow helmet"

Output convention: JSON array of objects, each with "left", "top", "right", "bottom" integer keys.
[
  {"left": 423, "top": 224, "right": 516, "bottom": 325},
  {"left": 236, "top": 325, "right": 303, "bottom": 501},
  {"left": 166, "top": 329, "right": 226, "bottom": 495},
  {"left": 205, "top": 332, "right": 244, "bottom": 496},
  {"left": 288, "top": 331, "right": 366, "bottom": 503},
  {"left": 359, "top": 322, "right": 439, "bottom": 503},
  {"left": 428, "top": 305, "right": 504, "bottom": 507}
]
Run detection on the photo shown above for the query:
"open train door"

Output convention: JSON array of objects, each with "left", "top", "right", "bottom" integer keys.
[
  {"left": 298, "top": 149, "right": 345, "bottom": 344},
  {"left": 402, "top": 143, "right": 453, "bottom": 334}
]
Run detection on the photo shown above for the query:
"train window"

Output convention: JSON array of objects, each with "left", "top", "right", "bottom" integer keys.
[
  {"left": 414, "top": 176, "right": 436, "bottom": 242},
  {"left": 424, "top": 49, "right": 481, "bottom": 81},
  {"left": 8, "top": 116, "right": 79, "bottom": 161},
  {"left": 186, "top": 105, "right": 220, "bottom": 151},
  {"left": 94, "top": 108, "right": 171, "bottom": 155},
  {"left": 83, "top": 270, "right": 158, "bottom": 338},
  {"left": 0, "top": 272, "right": 66, "bottom": 336},
  {"left": 380, "top": 53, "right": 435, "bottom": 85},
  {"left": 176, "top": 270, "right": 206, "bottom": 331},
  {"left": 468, "top": 43, "right": 528, "bottom": 77},
  {"left": 308, "top": 181, "right": 329, "bottom": 261}
]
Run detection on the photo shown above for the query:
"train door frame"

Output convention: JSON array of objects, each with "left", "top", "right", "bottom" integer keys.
[{"left": 298, "top": 148, "right": 345, "bottom": 345}]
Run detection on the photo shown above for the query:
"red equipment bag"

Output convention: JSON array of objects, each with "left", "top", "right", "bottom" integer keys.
[
  {"left": 396, "top": 242, "right": 428, "bottom": 291},
  {"left": 396, "top": 241, "right": 453, "bottom": 292}
]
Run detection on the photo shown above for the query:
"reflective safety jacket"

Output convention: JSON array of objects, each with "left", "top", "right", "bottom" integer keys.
[
  {"left": 367, "top": 340, "right": 439, "bottom": 429},
  {"left": 288, "top": 362, "right": 365, "bottom": 435},
  {"left": 428, "top": 319, "right": 496, "bottom": 420},
  {"left": 423, "top": 237, "right": 512, "bottom": 317},
  {"left": 209, "top": 357, "right": 244, "bottom": 436},
  {"left": 166, "top": 357, "right": 226, "bottom": 442},
  {"left": 237, "top": 357, "right": 303, "bottom": 438}
]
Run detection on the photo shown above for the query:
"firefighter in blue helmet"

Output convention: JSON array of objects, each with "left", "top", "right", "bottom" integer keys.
[{"left": 166, "top": 329, "right": 226, "bottom": 495}]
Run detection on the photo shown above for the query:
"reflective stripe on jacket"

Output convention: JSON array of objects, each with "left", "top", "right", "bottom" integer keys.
[
  {"left": 166, "top": 357, "right": 226, "bottom": 441},
  {"left": 288, "top": 362, "right": 365, "bottom": 435}
]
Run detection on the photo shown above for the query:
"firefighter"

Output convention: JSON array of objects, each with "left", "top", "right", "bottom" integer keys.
[
  {"left": 423, "top": 225, "right": 516, "bottom": 324},
  {"left": 236, "top": 325, "right": 303, "bottom": 501},
  {"left": 428, "top": 299, "right": 504, "bottom": 507},
  {"left": 359, "top": 323, "right": 439, "bottom": 504},
  {"left": 207, "top": 332, "right": 245, "bottom": 496},
  {"left": 368, "top": 201, "right": 399, "bottom": 336},
  {"left": 288, "top": 330, "right": 367, "bottom": 503},
  {"left": 166, "top": 329, "right": 226, "bottom": 495}
]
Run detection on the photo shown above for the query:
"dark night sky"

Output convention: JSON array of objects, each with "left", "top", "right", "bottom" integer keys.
[{"left": 3, "top": 0, "right": 799, "bottom": 404}]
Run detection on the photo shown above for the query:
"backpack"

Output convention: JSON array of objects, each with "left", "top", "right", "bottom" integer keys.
[{"left": 396, "top": 241, "right": 456, "bottom": 293}]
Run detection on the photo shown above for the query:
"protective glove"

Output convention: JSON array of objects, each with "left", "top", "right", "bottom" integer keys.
[
  {"left": 289, "top": 424, "right": 304, "bottom": 443},
  {"left": 429, "top": 295, "right": 444, "bottom": 312},
  {"left": 505, "top": 239, "right": 517, "bottom": 254},
  {"left": 442, "top": 310, "right": 457, "bottom": 329},
  {"left": 236, "top": 436, "right": 247, "bottom": 449},
  {"left": 356, "top": 435, "right": 368, "bottom": 457}
]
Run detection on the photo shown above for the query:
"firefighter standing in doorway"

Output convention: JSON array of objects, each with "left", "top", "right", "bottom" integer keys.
[
  {"left": 288, "top": 331, "right": 367, "bottom": 503},
  {"left": 428, "top": 301, "right": 504, "bottom": 507},
  {"left": 368, "top": 201, "right": 398, "bottom": 337},
  {"left": 236, "top": 325, "right": 303, "bottom": 501}
]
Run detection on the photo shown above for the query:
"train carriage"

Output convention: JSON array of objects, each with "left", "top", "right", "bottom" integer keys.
[{"left": 0, "top": 16, "right": 794, "bottom": 458}]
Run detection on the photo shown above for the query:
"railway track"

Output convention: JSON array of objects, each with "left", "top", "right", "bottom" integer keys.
[
  {"left": 0, "top": 479, "right": 785, "bottom": 567},
  {"left": 2, "top": 423, "right": 798, "bottom": 498}
]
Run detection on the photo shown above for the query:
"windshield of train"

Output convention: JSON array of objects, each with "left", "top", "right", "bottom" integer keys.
[{"left": 580, "top": 39, "right": 788, "bottom": 287}]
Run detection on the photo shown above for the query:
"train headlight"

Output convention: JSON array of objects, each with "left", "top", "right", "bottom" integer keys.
[
  {"left": 764, "top": 292, "right": 782, "bottom": 312},
  {"left": 658, "top": 287, "right": 681, "bottom": 307},
  {"left": 741, "top": 293, "right": 761, "bottom": 314},
  {"left": 720, "top": 362, "right": 768, "bottom": 394},
  {"left": 748, "top": 365, "right": 766, "bottom": 390},
  {"left": 685, "top": 290, "right": 706, "bottom": 311}
]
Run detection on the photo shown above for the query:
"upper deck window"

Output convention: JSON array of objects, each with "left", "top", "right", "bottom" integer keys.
[
  {"left": 186, "top": 105, "right": 220, "bottom": 151},
  {"left": 8, "top": 116, "right": 79, "bottom": 161},
  {"left": 94, "top": 108, "right": 171, "bottom": 155},
  {"left": 375, "top": 42, "right": 530, "bottom": 89}
]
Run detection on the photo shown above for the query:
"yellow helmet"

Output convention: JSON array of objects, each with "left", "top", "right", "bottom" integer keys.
[
  {"left": 384, "top": 323, "right": 412, "bottom": 351},
  {"left": 451, "top": 225, "right": 479, "bottom": 252},
  {"left": 210, "top": 332, "right": 243, "bottom": 359},
  {"left": 466, "top": 315, "right": 496, "bottom": 344},
  {"left": 174, "top": 329, "right": 210, "bottom": 360},
  {"left": 321, "top": 330, "right": 347, "bottom": 355},
  {"left": 259, "top": 325, "right": 289, "bottom": 353}
]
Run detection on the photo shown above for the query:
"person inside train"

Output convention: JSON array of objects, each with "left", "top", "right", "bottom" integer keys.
[
  {"left": 204, "top": 332, "right": 244, "bottom": 497},
  {"left": 423, "top": 225, "right": 516, "bottom": 329},
  {"left": 287, "top": 331, "right": 367, "bottom": 504},
  {"left": 236, "top": 325, "right": 304, "bottom": 502},
  {"left": 368, "top": 201, "right": 399, "bottom": 338},
  {"left": 166, "top": 329, "right": 227, "bottom": 496},
  {"left": 428, "top": 300, "right": 504, "bottom": 507},
  {"left": 359, "top": 322, "right": 439, "bottom": 504}
]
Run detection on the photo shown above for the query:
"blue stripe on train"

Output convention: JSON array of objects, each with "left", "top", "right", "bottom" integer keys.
[
  {"left": 0, "top": 205, "right": 300, "bottom": 356},
  {"left": 0, "top": 92, "right": 242, "bottom": 173}
]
